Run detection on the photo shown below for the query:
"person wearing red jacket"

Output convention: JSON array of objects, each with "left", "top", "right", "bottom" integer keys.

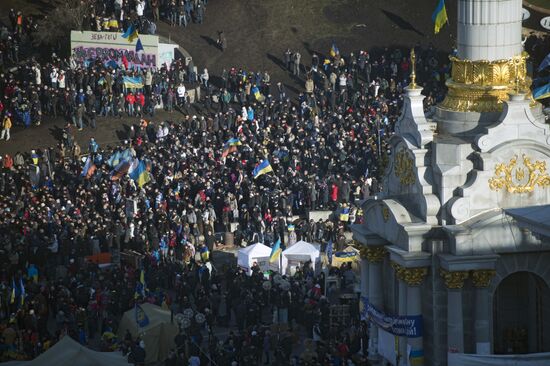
[
  {"left": 125, "top": 92, "right": 136, "bottom": 116},
  {"left": 136, "top": 92, "right": 145, "bottom": 117},
  {"left": 331, "top": 183, "right": 339, "bottom": 203}
]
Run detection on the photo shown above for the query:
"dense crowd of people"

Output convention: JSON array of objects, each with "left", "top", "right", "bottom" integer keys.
[{"left": 1, "top": 1, "right": 549, "bottom": 366}]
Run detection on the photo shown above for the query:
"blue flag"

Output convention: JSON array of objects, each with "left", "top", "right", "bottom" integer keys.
[
  {"left": 81, "top": 156, "right": 95, "bottom": 179},
  {"left": 123, "top": 76, "right": 144, "bottom": 89},
  {"left": 136, "top": 38, "right": 144, "bottom": 54},
  {"left": 538, "top": 52, "right": 550, "bottom": 72},
  {"left": 330, "top": 43, "right": 339, "bottom": 57},
  {"left": 135, "top": 304, "right": 149, "bottom": 328},
  {"left": 269, "top": 238, "right": 282, "bottom": 263},
  {"left": 121, "top": 24, "right": 138, "bottom": 43},
  {"left": 253, "top": 159, "right": 273, "bottom": 179},
  {"left": 533, "top": 82, "right": 550, "bottom": 100},
  {"left": 19, "top": 278, "right": 25, "bottom": 306},
  {"left": 432, "top": 0, "right": 448, "bottom": 34}
]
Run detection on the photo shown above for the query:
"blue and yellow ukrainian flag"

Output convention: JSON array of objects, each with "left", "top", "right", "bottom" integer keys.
[
  {"left": 222, "top": 138, "right": 242, "bottom": 158},
  {"left": 538, "top": 52, "right": 550, "bottom": 72},
  {"left": 129, "top": 160, "right": 151, "bottom": 187},
  {"left": 200, "top": 246, "right": 210, "bottom": 262},
  {"left": 252, "top": 86, "right": 262, "bottom": 100},
  {"left": 533, "top": 82, "right": 550, "bottom": 100},
  {"left": 134, "top": 269, "right": 147, "bottom": 299},
  {"left": 31, "top": 151, "right": 39, "bottom": 165},
  {"left": 330, "top": 43, "right": 339, "bottom": 57},
  {"left": 81, "top": 156, "right": 96, "bottom": 179},
  {"left": 20, "top": 278, "right": 25, "bottom": 306},
  {"left": 28, "top": 265, "right": 38, "bottom": 283},
  {"left": 340, "top": 207, "right": 350, "bottom": 221},
  {"left": 123, "top": 76, "right": 144, "bottom": 89},
  {"left": 121, "top": 24, "right": 139, "bottom": 43},
  {"left": 269, "top": 239, "right": 282, "bottom": 263},
  {"left": 253, "top": 159, "right": 273, "bottom": 179},
  {"left": 135, "top": 303, "right": 150, "bottom": 327},
  {"left": 107, "top": 150, "right": 122, "bottom": 167},
  {"left": 225, "top": 137, "right": 242, "bottom": 147},
  {"left": 10, "top": 279, "right": 15, "bottom": 304},
  {"left": 432, "top": 0, "right": 448, "bottom": 34}
]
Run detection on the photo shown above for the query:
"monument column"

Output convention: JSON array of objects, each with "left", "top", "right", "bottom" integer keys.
[
  {"left": 439, "top": 0, "right": 528, "bottom": 116},
  {"left": 471, "top": 270, "right": 496, "bottom": 354},
  {"left": 440, "top": 269, "right": 469, "bottom": 354},
  {"left": 393, "top": 262, "right": 428, "bottom": 366},
  {"left": 366, "top": 246, "right": 386, "bottom": 362},
  {"left": 359, "top": 246, "right": 369, "bottom": 300},
  {"left": 457, "top": 0, "right": 522, "bottom": 61}
]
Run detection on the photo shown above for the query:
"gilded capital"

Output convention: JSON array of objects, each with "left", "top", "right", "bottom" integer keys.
[
  {"left": 364, "top": 246, "right": 386, "bottom": 263},
  {"left": 471, "top": 270, "right": 496, "bottom": 288},
  {"left": 440, "top": 269, "right": 469, "bottom": 289},
  {"left": 439, "top": 53, "right": 532, "bottom": 113},
  {"left": 392, "top": 262, "right": 428, "bottom": 286},
  {"left": 359, "top": 246, "right": 369, "bottom": 260}
]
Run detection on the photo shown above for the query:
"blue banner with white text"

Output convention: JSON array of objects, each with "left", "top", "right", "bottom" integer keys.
[{"left": 360, "top": 296, "right": 423, "bottom": 337}]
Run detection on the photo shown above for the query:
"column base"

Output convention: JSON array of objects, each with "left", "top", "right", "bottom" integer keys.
[
  {"left": 476, "top": 342, "right": 490, "bottom": 355},
  {"left": 409, "top": 350, "right": 424, "bottom": 366},
  {"left": 367, "top": 353, "right": 381, "bottom": 364}
]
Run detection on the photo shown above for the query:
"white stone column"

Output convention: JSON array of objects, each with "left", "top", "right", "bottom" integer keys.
[
  {"left": 441, "top": 270, "right": 469, "bottom": 356},
  {"left": 457, "top": 0, "right": 522, "bottom": 61},
  {"left": 366, "top": 246, "right": 386, "bottom": 362},
  {"left": 398, "top": 280, "right": 408, "bottom": 366},
  {"left": 360, "top": 256, "right": 369, "bottom": 356},
  {"left": 407, "top": 284, "right": 424, "bottom": 366},
  {"left": 361, "top": 257, "right": 369, "bottom": 299},
  {"left": 472, "top": 270, "right": 495, "bottom": 354},
  {"left": 393, "top": 263, "right": 428, "bottom": 366}
]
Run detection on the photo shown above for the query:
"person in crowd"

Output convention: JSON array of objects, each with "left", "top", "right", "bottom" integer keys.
[
  {"left": 1, "top": 113, "right": 12, "bottom": 141},
  {"left": 0, "top": 7, "right": 548, "bottom": 366}
]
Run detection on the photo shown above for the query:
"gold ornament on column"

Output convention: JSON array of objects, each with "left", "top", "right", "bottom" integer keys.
[
  {"left": 408, "top": 48, "right": 418, "bottom": 89},
  {"left": 392, "top": 262, "right": 428, "bottom": 286},
  {"left": 358, "top": 246, "right": 369, "bottom": 260},
  {"left": 440, "top": 269, "right": 469, "bottom": 289},
  {"left": 439, "top": 52, "right": 533, "bottom": 113},
  {"left": 471, "top": 269, "right": 496, "bottom": 288},
  {"left": 365, "top": 246, "right": 386, "bottom": 263}
]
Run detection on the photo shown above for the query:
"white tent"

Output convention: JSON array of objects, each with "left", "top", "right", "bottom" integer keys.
[
  {"left": 281, "top": 240, "right": 321, "bottom": 275},
  {"left": 1, "top": 335, "right": 128, "bottom": 366},
  {"left": 237, "top": 243, "right": 274, "bottom": 275},
  {"left": 117, "top": 303, "right": 179, "bottom": 364}
]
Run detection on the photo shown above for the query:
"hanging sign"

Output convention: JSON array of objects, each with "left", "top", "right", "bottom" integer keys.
[{"left": 360, "top": 296, "right": 423, "bottom": 337}]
